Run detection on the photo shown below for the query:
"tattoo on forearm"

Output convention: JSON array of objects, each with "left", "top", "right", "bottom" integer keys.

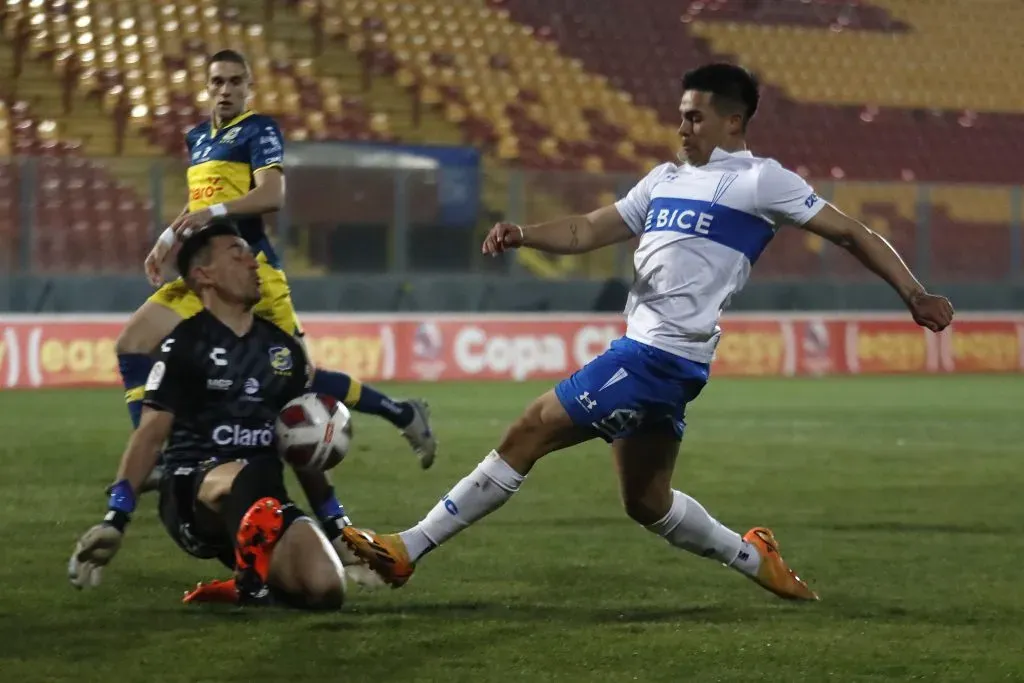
[{"left": 569, "top": 222, "right": 579, "bottom": 249}]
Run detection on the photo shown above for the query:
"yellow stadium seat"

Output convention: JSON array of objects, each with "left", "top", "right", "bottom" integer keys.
[
  {"left": 444, "top": 102, "right": 466, "bottom": 123},
  {"left": 323, "top": 93, "right": 343, "bottom": 115},
  {"left": 294, "top": 58, "right": 316, "bottom": 80},
  {"left": 496, "top": 136, "right": 519, "bottom": 161},
  {"left": 369, "top": 112, "right": 390, "bottom": 136}
]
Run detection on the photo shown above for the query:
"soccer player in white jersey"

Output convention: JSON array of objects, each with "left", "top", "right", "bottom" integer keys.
[{"left": 340, "top": 63, "right": 954, "bottom": 600}]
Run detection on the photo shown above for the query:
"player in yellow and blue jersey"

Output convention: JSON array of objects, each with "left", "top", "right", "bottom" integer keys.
[{"left": 114, "top": 50, "right": 436, "bottom": 488}]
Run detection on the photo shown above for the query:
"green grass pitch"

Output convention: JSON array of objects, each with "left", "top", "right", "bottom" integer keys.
[{"left": 1, "top": 376, "right": 1023, "bottom": 682}]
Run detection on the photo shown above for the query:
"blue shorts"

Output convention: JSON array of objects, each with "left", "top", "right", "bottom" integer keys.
[{"left": 554, "top": 337, "right": 709, "bottom": 442}]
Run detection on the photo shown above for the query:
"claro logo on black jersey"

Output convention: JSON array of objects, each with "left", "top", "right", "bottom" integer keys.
[{"left": 212, "top": 424, "right": 274, "bottom": 447}]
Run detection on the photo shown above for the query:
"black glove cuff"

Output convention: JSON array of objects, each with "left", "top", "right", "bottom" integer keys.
[{"left": 102, "top": 510, "right": 131, "bottom": 534}]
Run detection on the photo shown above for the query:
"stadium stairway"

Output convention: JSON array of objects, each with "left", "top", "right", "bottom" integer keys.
[{"left": 231, "top": 2, "right": 462, "bottom": 146}]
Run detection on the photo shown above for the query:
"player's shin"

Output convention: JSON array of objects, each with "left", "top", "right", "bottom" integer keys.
[
  {"left": 399, "top": 450, "right": 524, "bottom": 562},
  {"left": 220, "top": 460, "right": 291, "bottom": 537},
  {"left": 219, "top": 460, "right": 298, "bottom": 600},
  {"left": 310, "top": 369, "right": 414, "bottom": 428},
  {"left": 644, "top": 490, "right": 761, "bottom": 576},
  {"left": 117, "top": 353, "right": 153, "bottom": 429}
]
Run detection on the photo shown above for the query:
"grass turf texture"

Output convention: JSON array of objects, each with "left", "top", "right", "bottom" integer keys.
[{"left": 1, "top": 376, "right": 1022, "bottom": 682}]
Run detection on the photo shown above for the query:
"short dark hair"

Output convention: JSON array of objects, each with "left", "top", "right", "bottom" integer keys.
[
  {"left": 681, "top": 63, "right": 760, "bottom": 129},
  {"left": 176, "top": 219, "right": 243, "bottom": 288},
  {"left": 207, "top": 49, "right": 250, "bottom": 75}
]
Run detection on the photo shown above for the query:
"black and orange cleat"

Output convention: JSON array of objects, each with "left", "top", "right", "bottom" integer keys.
[
  {"left": 742, "top": 526, "right": 819, "bottom": 601},
  {"left": 234, "top": 497, "right": 285, "bottom": 604},
  {"left": 182, "top": 578, "right": 238, "bottom": 605},
  {"left": 340, "top": 527, "right": 415, "bottom": 588}
]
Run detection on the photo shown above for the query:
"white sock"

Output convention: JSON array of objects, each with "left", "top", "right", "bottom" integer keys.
[
  {"left": 645, "top": 490, "right": 761, "bottom": 577},
  {"left": 399, "top": 450, "right": 524, "bottom": 562}
]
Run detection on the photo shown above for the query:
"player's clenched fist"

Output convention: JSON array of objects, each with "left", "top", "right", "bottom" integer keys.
[
  {"left": 908, "top": 292, "right": 955, "bottom": 332},
  {"left": 173, "top": 209, "right": 213, "bottom": 239},
  {"left": 481, "top": 222, "right": 525, "bottom": 255},
  {"left": 68, "top": 523, "right": 124, "bottom": 590}
]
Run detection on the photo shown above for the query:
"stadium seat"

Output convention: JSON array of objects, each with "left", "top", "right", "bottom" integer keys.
[{"left": 3, "top": 0, "right": 394, "bottom": 155}]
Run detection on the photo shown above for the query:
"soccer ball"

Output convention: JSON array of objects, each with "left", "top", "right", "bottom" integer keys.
[{"left": 275, "top": 393, "right": 353, "bottom": 472}]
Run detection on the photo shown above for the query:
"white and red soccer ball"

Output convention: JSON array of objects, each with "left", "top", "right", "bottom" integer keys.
[{"left": 275, "top": 393, "right": 353, "bottom": 471}]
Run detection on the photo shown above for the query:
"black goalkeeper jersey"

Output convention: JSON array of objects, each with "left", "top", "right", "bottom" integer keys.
[{"left": 143, "top": 309, "right": 309, "bottom": 464}]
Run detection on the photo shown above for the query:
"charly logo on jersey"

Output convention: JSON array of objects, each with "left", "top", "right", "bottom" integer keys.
[
  {"left": 244, "top": 377, "right": 260, "bottom": 395},
  {"left": 207, "top": 378, "right": 233, "bottom": 391},
  {"left": 269, "top": 346, "right": 293, "bottom": 375},
  {"left": 209, "top": 347, "right": 228, "bottom": 367}
]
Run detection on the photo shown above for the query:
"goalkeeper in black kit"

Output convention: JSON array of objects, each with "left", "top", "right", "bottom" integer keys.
[{"left": 68, "top": 220, "right": 381, "bottom": 607}]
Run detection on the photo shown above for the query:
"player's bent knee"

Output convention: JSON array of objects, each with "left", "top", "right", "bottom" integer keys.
[
  {"left": 278, "top": 519, "right": 346, "bottom": 610},
  {"left": 301, "top": 571, "right": 345, "bottom": 610}
]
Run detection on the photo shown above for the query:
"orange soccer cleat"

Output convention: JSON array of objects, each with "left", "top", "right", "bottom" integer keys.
[
  {"left": 742, "top": 527, "right": 819, "bottom": 601},
  {"left": 182, "top": 578, "right": 238, "bottom": 604},
  {"left": 234, "top": 497, "right": 286, "bottom": 601},
  {"left": 340, "top": 527, "right": 415, "bottom": 588}
]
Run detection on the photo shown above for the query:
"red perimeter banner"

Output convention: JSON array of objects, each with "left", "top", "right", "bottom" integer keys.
[{"left": 0, "top": 313, "right": 1021, "bottom": 388}]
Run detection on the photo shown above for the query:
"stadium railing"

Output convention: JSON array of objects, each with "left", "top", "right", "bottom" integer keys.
[{"left": 1, "top": 153, "right": 1021, "bottom": 288}]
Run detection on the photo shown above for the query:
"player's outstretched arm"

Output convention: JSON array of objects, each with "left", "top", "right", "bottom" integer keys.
[
  {"left": 799, "top": 204, "right": 954, "bottom": 331},
  {"left": 482, "top": 205, "right": 634, "bottom": 256},
  {"left": 68, "top": 408, "right": 172, "bottom": 590}
]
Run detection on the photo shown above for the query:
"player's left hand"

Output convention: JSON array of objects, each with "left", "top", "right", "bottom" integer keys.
[
  {"left": 68, "top": 523, "right": 124, "bottom": 590},
  {"left": 173, "top": 208, "right": 213, "bottom": 239},
  {"left": 908, "top": 291, "right": 954, "bottom": 332},
  {"left": 482, "top": 222, "right": 525, "bottom": 256}
]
